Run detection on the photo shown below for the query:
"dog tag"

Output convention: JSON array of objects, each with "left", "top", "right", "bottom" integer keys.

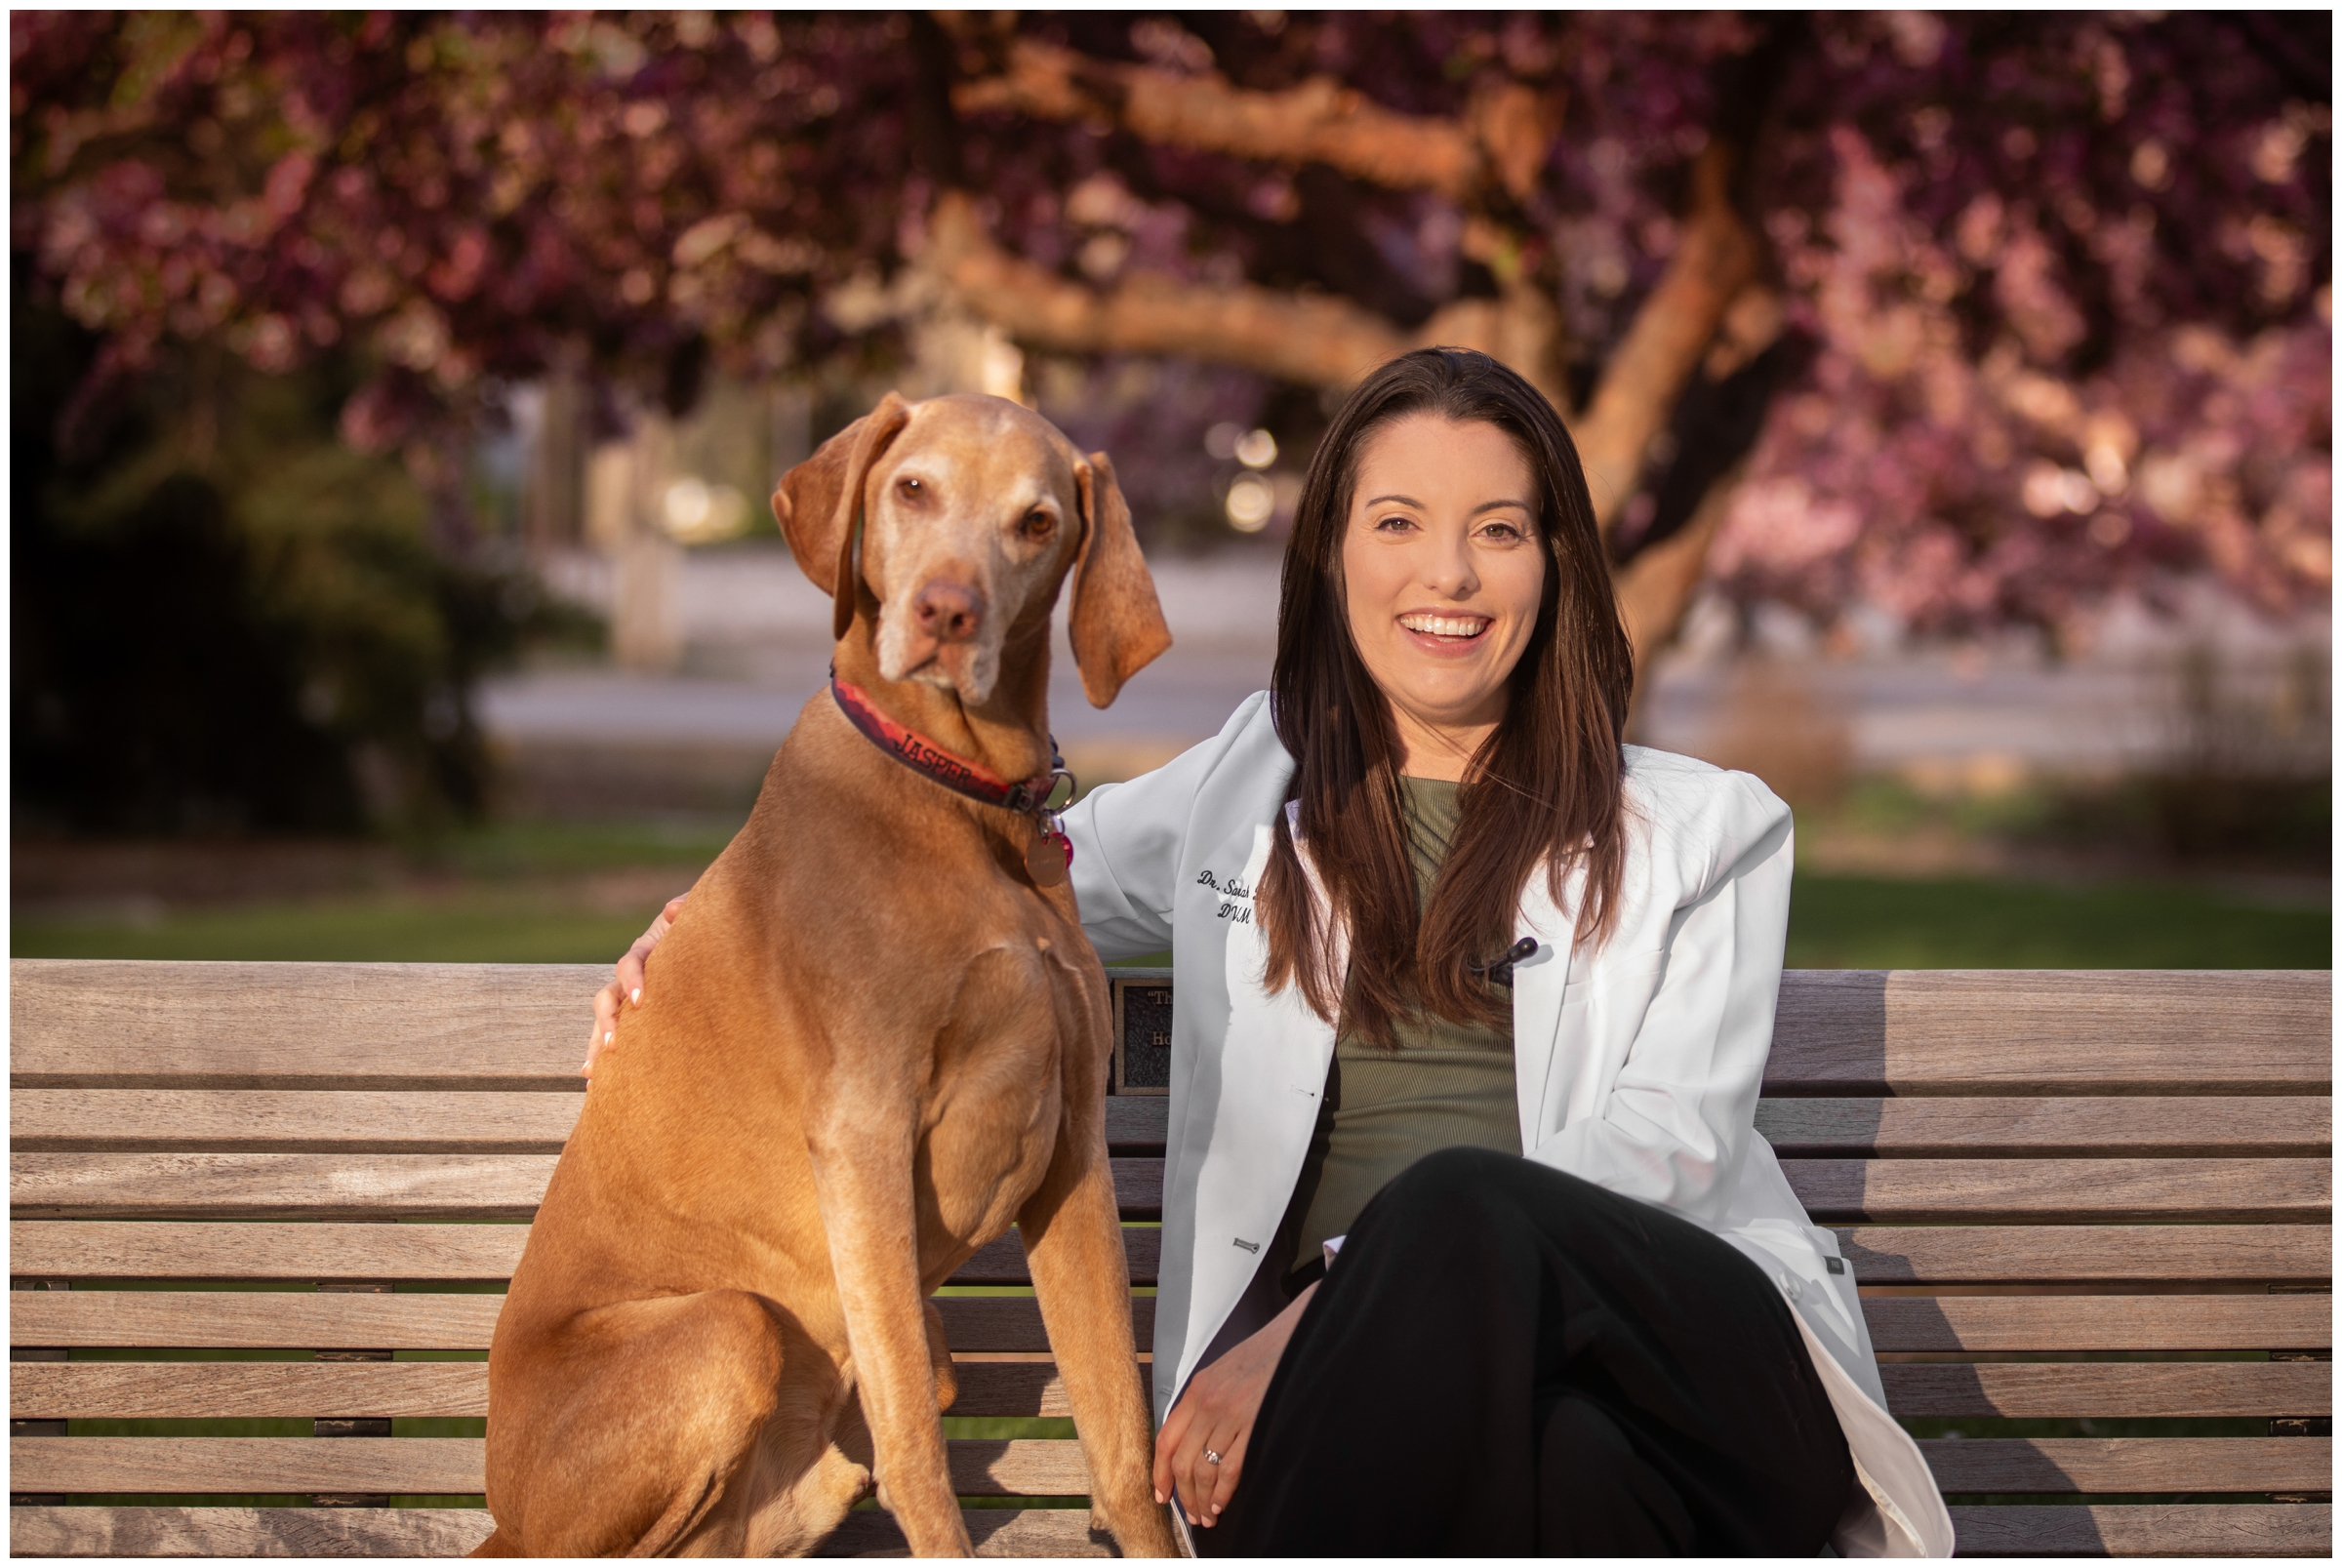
[{"left": 1027, "top": 827, "right": 1070, "bottom": 887}]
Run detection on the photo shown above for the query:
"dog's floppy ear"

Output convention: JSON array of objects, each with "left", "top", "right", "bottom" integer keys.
[
  {"left": 1070, "top": 451, "right": 1173, "bottom": 707},
  {"left": 773, "top": 391, "right": 913, "bottom": 640}
]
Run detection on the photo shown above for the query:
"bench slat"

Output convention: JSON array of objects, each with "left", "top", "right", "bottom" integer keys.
[
  {"left": 8, "top": 1507, "right": 499, "bottom": 1559},
  {"left": 1879, "top": 1361, "right": 2330, "bottom": 1419},
  {"left": 951, "top": 1228, "right": 1161, "bottom": 1286},
  {"left": 3, "top": 1292, "right": 1161, "bottom": 1356},
  {"left": 825, "top": 1503, "right": 2339, "bottom": 1559},
  {"left": 1763, "top": 970, "right": 2329, "bottom": 1095},
  {"left": 1918, "top": 1436, "right": 2331, "bottom": 1495},
  {"left": 10, "top": 1435, "right": 486, "bottom": 1495},
  {"left": 11, "top": 1362, "right": 492, "bottom": 1421},
  {"left": 1946, "top": 1502, "right": 2331, "bottom": 1557},
  {"left": 9, "top": 1090, "right": 1173, "bottom": 1156},
  {"left": 1758, "top": 1098, "right": 2332, "bottom": 1158},
  {"left": 16, "top": 1433, "right": 2328, "bottom": 1501},
  {"left": 14, "top": 1221, "right": 2320, "bottom": 1291},
  {"left": 11, "top": 1154, "right": 558, "bottom": 1222},
  {"left": 816, "top": 1508, "right": 1110, "bottom": 1558},
  {"left": 23, "top": 1153, "right": 2319, "bottom": 1226},
  {"left": 9, "top": 1223, "right": 534, "bottom": 1283},
  {"left": 6, "top": 1222, "right": 1166, "bottom": 1288},
  {"left": 20, "top": 963, "right": 2326, "bottom": 1095},
  {"left": 1867, "top": 1294, "right": 2331, "bottom": 1353},
  {"left": 20, "top": 1358, "right": 2318, "bottom": 1424},
  {"left": 23, "top": 1089, "right": 2329, "bottom": 1160},
  {"left": 10, "top": 1293, "right": 506, "bottom": 1350},
  {"left": 11, "top": 1502, "right": 2327, "bottom": 1560},
  {"left": 933, "top": 1298, "right": 1157, "bottom": 1354},
  {"left": 11, "top": 962, "right": 600, "bottom": 1090},
  {"left": 5, "top": 1434, "right": 1098, "bottom": 1499},
  {"left": 9, "top": 1155, "right": 1167, "bottom": 1222},
  {"left": 12, "top": 1090, "right": 582, "bottom": 1153},
  {"left": 1840, "top": 1225, "right": 2333, "bottom": 1284},
  {"left": 14, "top": 1290, "right": 2320, "bottom": 1356},
  {"left": 7, "top": 1361, "right": 1116, "bottom": 1424},
  {"left": 1785, "top": 1159, "right": 2330, "bottom": 1225},
  {"left": 949, "top": 1360, "right": 1155, "bottom": 1419}
]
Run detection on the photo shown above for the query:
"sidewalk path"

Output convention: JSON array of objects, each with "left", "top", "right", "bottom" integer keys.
[{"left": 485, "top": 545, "right": 2325, "bottom": 779}]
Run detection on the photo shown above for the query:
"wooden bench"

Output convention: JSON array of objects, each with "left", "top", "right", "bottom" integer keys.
[{"left": 9, "top": 960, "right": 2331, "bottom": 1557}]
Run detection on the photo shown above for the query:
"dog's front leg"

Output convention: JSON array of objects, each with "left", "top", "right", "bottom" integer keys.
[
  {"left": 1022, "top": 1139, "right": 1180, "bottom": 1556},
  {"left": 808, "top": 1106, "right": 973, "bottom": 1557}
]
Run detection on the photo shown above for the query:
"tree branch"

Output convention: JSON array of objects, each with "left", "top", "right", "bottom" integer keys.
[
  {"left": 925, "top": 191, "right": 1571, "bottom": 406},
  {"left": 952, "top": 39, "right": 1551, "bottom": 200},
  {"left": 925, "top": 191, "right": 1409, "bottom": 385},
  {"left": 1569, "top": 143, "right": 1761, "bottom": 537}
]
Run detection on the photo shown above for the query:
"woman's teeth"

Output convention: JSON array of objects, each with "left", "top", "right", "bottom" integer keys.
[{"left": 1399, "top": 615, "right": 1490, "bottom": 638}]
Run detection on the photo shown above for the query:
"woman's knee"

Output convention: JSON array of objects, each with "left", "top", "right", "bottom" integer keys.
[
  {"left": 1353, "top": 1146, "right": 1550, "bottom": 1253},
  {"left": 1360, "top": 1146, "right": 1499, "bottom": 1229},
  {"left": 1383, "top": 1146, "right": 1612, "bottom": 1217}
]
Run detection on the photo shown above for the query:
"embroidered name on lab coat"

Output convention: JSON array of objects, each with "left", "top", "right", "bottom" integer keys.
[{"left": 1196, "top": 869, "right": 1254, "bottom": 924}]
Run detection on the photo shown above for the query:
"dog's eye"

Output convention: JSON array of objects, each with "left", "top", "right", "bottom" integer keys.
[
  {"left": 1021, "top": 509, "right": 1054, "bottom": 540},
  {"left": 898, "top": 477, "right": 923, "bottom": 500}
]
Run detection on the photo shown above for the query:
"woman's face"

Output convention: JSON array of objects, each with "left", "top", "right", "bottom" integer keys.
[{"left": 1340, "top": 414, "right": 1546, "bottom": 769}]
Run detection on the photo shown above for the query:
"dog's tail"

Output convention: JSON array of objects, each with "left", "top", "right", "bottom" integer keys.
[{"left": 468, "top": 1525, "right": 524, "bottom": 1557}]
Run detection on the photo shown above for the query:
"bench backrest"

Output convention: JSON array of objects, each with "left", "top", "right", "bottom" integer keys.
[{"left": 10, "top": 960, "right": 2332, "bottom": 1557}]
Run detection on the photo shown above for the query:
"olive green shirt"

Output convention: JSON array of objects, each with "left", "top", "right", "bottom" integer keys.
[{"left": 1284, "top": 777, "right": 1520, "bottom": 1275}]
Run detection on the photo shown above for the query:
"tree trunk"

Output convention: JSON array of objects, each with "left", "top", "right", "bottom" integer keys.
[{"left": 1569, "top": 145, "right": 1760, "bottom": 539}]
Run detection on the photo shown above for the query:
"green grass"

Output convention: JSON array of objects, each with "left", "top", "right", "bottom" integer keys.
[
  {"left": 13, "top": 888, "right": 666, "bottom": 963},
  {"left": 398, "top": 819, "right": 736, "bottom": 880},
  {"left": 1786, "top": 873, "right": 2328, "bottom": 969},
  {"left": 16, "top": 869, "right": 2325, "bottom": 968}
]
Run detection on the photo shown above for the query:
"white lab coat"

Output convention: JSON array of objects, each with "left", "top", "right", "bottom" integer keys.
[{"left": 1062, "top": 693, "right": 1954, "bottom": 1557}]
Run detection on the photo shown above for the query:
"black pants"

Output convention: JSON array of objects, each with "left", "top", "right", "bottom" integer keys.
[{"left": 1195, "top": 1147, "right": 1853, "bottom": 1556}]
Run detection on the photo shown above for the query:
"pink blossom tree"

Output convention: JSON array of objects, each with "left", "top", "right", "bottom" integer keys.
[{"left": 15, "top": 11, "right": 2329, "bottom": 663}]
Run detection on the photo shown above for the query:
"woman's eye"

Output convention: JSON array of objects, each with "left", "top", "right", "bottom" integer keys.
[
  {"left": 1481, "top": 521, "right": 1523, "bottom": 542},
  {"left": 1373, "top": 513, "right": 1416, "bottom": 533}
]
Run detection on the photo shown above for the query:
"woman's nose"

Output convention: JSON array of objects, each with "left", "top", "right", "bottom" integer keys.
[{"left": 1420, "top": 532, "right": 1480, "bottom": 598}]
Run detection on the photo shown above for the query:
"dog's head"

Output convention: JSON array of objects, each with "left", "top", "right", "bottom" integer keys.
[{"left": 772, "top": 392, "right": 1171, "bottom": 708}]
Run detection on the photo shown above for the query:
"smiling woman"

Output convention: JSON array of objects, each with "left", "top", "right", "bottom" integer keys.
[
  {"left": 1260, "top": 352, "right": 1633, "bottom": 1056},
  {"left": 593, "top": 351, "right": 1956, "bottom": 1557},
  {"left": 1340, "top": 418, "right": 1546, "bottom": 772}
]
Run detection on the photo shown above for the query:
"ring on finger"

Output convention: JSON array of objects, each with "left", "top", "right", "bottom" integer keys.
[{"left": 1202, "top": 1448, "right": 1223, "bottom": 1466}]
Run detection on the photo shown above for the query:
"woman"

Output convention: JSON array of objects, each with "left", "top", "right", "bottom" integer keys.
[{"left": 592, "top": 349, "right": 1953, "bottom": 1556}]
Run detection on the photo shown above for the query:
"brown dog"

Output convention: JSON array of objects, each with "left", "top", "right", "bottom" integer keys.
[{"left": 478, "top": 392, "right": 1177, "bottom": 1557}]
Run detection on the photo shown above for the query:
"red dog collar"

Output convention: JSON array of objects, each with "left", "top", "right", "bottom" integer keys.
[{"left": 829, "top": 681, "right": 1075, "bottom": 882}]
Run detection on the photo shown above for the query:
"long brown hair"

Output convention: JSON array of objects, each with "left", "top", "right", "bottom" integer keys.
[{"left": 1258, "top": 347, "right": 1634, "bottom": 1047}]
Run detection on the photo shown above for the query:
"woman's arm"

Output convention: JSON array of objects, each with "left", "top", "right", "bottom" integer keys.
[
  {"left": 1524, "top": 776, "right": 1794, "bottom": 1226},
  {"left": 1151, "top": 1280, "right": 1316, "bottom": 1529}
]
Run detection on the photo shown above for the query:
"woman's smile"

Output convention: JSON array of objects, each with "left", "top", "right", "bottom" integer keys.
[{"left": 1396, "top": 610, "right": 1494, "bottom": 650}]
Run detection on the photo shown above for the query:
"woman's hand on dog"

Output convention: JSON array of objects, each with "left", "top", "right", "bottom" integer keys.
[
  {"left": 584, "top": 894, "right": 687, "bottom": 1076},
  {"left": 1152, "top": 1280, "right": 1315, "bottom": 1528}
]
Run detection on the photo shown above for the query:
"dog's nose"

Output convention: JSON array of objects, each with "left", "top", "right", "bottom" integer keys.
[{"left": 911, "top": 581, "right": 980, "bottom": 644}]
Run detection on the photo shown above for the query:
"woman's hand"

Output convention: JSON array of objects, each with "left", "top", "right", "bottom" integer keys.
[
  {"left": 1152, "top": 1280, "right": 1316, "bottom": 1528},
  {"left": 583, "top": 894, "right": 687, "bottom": 1077}
]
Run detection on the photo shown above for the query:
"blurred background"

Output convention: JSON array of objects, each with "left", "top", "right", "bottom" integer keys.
[{"left": 13, "top": 11, "right": 2331, "bottom": 970}]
